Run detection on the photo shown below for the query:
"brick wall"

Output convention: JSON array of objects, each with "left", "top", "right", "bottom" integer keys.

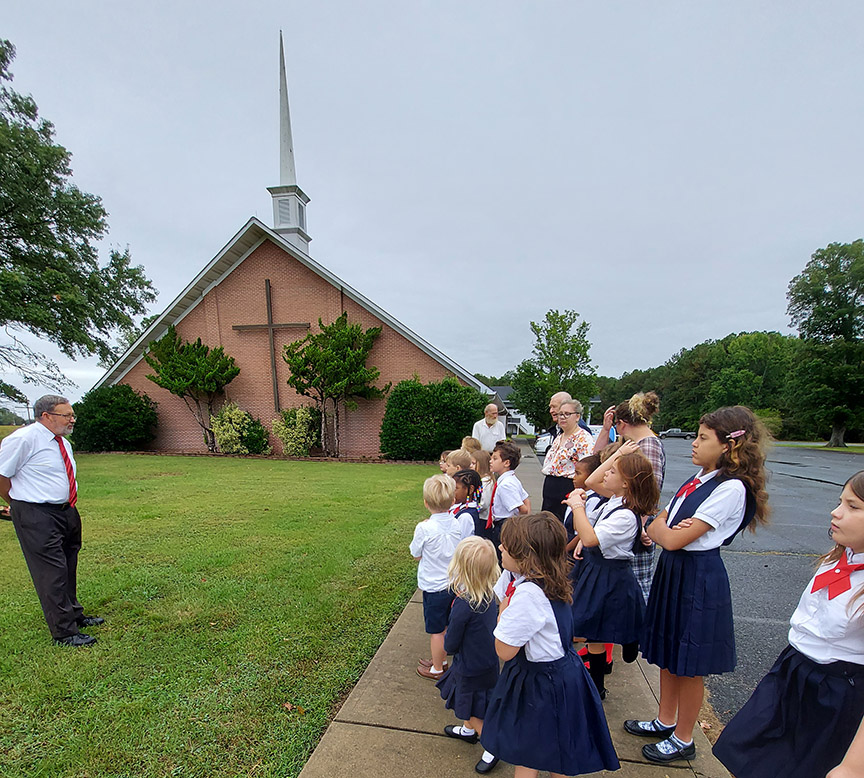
[{"left": 119, "top": 239, "right": 459, "bottom": 457}]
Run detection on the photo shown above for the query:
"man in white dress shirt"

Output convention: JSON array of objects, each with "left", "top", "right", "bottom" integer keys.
[
  {"left": 472, "top": 403, "right": 506, "bottom": 452},
  {"left": 0, "top": 395, "right": 103, "bottom": 646}
]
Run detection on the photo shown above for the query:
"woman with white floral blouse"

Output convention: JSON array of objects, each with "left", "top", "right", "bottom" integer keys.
[{"left": 540, "top": 399, "right": 594, "bottom": 521}]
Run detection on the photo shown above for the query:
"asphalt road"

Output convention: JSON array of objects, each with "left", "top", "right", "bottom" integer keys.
[{"left": 658, "top": 438, "right": 863, "bottom": 722}]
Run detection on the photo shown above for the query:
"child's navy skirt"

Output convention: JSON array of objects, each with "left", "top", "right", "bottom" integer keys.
[
  {"left": 436, "top": 662, "right": 498, "bottom": 722},
  {"left": 641, "top": 547, "right": 735, "bottom": 676},
  {"left": 713, "top": 645, "right": 864, "bottom": 778},
  {"left": 571, "top": 546, "right": 644, "bottom": 644},
  {"left": 481, "top": 649, "right": 619, "bottom": 775}
]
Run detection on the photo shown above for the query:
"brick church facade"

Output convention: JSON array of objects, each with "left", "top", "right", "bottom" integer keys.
[
  {"left": 94, "top": 219, "right": 484, "bottom": 457},
  {"left": 92, "top": 36, "right": 486, "bottom": 457}
]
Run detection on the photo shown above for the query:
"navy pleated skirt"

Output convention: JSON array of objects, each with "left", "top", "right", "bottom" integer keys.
[
  {"left": 641, "top": 547, "right": 736, "bottom": 677},
  {"left": 713, "top": 645, "right": 864, "bottom": 778},
  {"left": 481, "top": 649, "right": 620, "bottom": 775},
  {"left": 436, "top": 664, "right": 498, "bottom": 721},
  {"left": 571, "top": 548, "right": 644, "bottom": 644}
]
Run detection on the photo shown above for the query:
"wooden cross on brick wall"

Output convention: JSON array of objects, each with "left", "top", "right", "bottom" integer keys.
[{"left": 232, "top": 279, "right": 310, "bottom": 412}]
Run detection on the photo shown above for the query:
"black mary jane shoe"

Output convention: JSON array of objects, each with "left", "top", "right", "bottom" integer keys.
[
  {"left": 623, "top": 719, "right": 676, "bottom": 738},
  {"left": 443, "top": 725, "right": 478, "bottom": 744},
  {"left": 474, "top": 755, "right": 500, "bottom": 774},
  {"left": 642, "top": 737, "right": 696, "bottom": 764}
]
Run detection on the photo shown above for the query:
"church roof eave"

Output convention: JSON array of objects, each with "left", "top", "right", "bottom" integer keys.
[{"left": 92, "top": 217, "right": 490, "bottom": 396}]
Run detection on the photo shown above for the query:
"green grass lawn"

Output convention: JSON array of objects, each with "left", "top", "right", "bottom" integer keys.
[
  {"left": 776, "top": 442, "right": 864, "bottom": 453},
  {"left": 0, "top": 425, "right": 22, "bottom": 441},
  {"left": 0, "top": 454, "right": 433, "bottom": 778}
]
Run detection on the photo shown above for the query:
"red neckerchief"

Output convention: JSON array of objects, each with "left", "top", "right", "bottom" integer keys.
[
  {"left": 504, "top": 573, "right": 517, "bottom": 601},
  {"left": 674, "top": 475, "right": 701, "bottom": 500},
  {"left": 485, "top": 479, "right": 499, "bottom": 529},
  {"left": 811, "top": 551, "right": 864, "bottom": 600}
]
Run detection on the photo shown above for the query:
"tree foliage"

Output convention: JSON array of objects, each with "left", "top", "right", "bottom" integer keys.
[
  {"left": 0, "top": 40, "right": 157, "bottom": 400},
  {"left": 380, "top": 376, "right": 488, "bottom": 460},
  {"left": 144, "top": 325, "right": 240, "bottom": 452},
  {"left": 507, "top": 309, "right": 596, "bottom": 429},
  {"left": 787, "top": 240, "right": 864, "bottom": 343},
  {"left": 71, "top": 384, "right": 158, "bottom": 452},
  {"left": 785, "top": 239, "right": 864, "bottom": 446},
  {"left": 282, "top": 313, "right": 389, "bottom": 457}
]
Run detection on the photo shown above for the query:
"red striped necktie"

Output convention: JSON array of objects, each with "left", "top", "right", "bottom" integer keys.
[
  {"left": 486, "top": 479, "right": 499, "bottom": 529},
  {"left": 675, "top": 476, "right": 701, "bottom": 500},
  {"left": 811, "top": 553, "right": 864, "bottom": 600},
  {"left": 54, "top": 435, "right": 77, "bottom": 508}
]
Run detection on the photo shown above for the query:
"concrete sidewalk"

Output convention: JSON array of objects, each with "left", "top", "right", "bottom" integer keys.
[{"left": 299, "top": 441, "right": 731, "bottom": 778}]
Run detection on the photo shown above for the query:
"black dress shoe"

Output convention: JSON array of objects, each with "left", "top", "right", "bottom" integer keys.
[
  {"left": 54, "top": 633, "right": 97, "bottom": 647},
  {"left": 474, "top": 755, "right": 500, "bottom": 774},
  {"left": 78, "top": 615, "right": 105, "bottom": 627},
  {"left": 624, "top": 719, "right": 676, "bottom": 738},
  {"left": 642, "top": 737, "right": 696, "bottom": 763},
  {"left": 444, "top": 725, "right": 478, "bottom": 744}
]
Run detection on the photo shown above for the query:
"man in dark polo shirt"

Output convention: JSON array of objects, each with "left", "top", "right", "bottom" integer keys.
[{"left": 0, "top": 395, "right": 103, "bottom": 646}]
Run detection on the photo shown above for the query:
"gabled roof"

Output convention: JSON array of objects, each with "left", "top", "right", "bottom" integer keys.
[{"left": 92, "top": 217, "right": 491, "bottom": 395}]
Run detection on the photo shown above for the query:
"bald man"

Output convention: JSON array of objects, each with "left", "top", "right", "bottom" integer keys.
[
  {"left": 547, "top": 391, "right": 593, "bottom": 440},
  {"left": 472, "top": 404, "right": 506, "bottom": 452}
]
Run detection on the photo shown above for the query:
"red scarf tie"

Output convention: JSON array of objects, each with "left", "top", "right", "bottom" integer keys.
[
  {"left": 675, "top": 476, "right": 701, "bottom": 500},
  {"left": 504, "top": 574, "right": 516, "bottom": 601},
  {"left": 811, "top": 553, "right": 864, "bottom": 600},
  {"left": 54, "top": 435, "right": 77, "bottom": 508},
  {"left": 485, "top": 479, "right": 499, "bottom": 529}
]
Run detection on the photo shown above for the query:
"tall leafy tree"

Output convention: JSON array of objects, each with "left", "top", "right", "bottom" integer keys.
[
  {"left": 508, "top": 309, "right": 596, "bottom": 429},
  {"left": 0, "top": 40, "right": 157, "bottom": 400},
  {"left": 786, "top": 240, "right": 864, "bottom": 446},
  {"left": 144, "top": 326, "right": 240, "bottom": 452},
  {"left": 282, "top": 313, "right": 389, "bottom": 457}
]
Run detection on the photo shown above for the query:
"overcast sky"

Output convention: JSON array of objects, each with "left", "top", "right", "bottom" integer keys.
[{"left": 4, "top": 2, "right": 864, "bottom": 409}]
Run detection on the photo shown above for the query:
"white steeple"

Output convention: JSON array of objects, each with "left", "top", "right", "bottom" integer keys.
[{"left": 268, "top": 31, "right": 311, "bottom": 252}]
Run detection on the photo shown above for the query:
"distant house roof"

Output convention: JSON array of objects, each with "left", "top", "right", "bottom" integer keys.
[
  {"left": 93, "top": 217, "right": 491, "bottom": 395},
  {"left": 490, "top": 385, "right": 515, "bottom": 403}
]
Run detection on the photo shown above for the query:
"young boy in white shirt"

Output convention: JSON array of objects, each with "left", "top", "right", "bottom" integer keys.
[
  {"left": 410, "top": 474, "right": 462, "bottom": 680},
  {"left": 483, "top": 441, "right": 531, "bottom": 557}
]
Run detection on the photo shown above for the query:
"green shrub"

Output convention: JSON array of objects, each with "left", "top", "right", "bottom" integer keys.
[
  {"left": 379, "top": 376, "right": 488, "bottom": 460},
  {"left": 210, "top": 403, "right": 272, "bottom": 455},
  {"left": 272, "top": 406, "right": 322, "bottom": 457},
  {"left": 754, "top": 408, "right": 783, "bottom": 438},
  {"left": 72, "top": 385, "right": 158, "bottom": 452}
]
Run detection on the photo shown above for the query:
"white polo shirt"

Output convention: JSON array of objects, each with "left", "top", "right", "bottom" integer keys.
[
  {"left": 0, "top": 421, "right": 77, "bottom": 503},
  {"left": 472, "top": 418, "right": 506, "bottom": 452}
]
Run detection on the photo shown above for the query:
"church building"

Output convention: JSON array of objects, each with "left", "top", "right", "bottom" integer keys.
[{"left": 93, "top": 36, "right": 487, "bottom": 457}]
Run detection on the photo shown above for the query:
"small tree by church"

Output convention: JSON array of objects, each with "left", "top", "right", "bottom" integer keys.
[
  {"left": 282, "top": 313, "right": 389, "bottom": 457},
  {"left": 144, "top": 325, "right": 240, "bottom": 452}
]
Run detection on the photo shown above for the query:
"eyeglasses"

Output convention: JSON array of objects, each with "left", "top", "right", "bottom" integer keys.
[
  {"left": 558, "top": 411, "right": 579, "bottom": 419},
  {"left": 46, "top": 412, "right": 76, "bottom": 420}
]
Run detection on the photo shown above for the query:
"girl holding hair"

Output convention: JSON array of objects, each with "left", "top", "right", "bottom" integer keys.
[
  {"left": 566, "top": 446, "right": 659, "bottom": 699},
  {"left": 438, "top": 536, "right": 502, "bottom": 774},
  {"left": 481, "top": 513, "right": 619, "bottom": 778},
  {"left": 591, "top": 391, "right": 666, "bottom": 602},
  {"left": 470, "top": 450, "right": 494, "bottom": 529},
  {"left": 713, "top": 471, "right": 864, "bottom": 778},
  {"left": 624, "top": 405, "right": 770, "bottom": 763}
]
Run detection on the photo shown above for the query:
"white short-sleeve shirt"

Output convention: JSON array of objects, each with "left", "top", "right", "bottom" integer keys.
[
  {"left": 493, "top": 570, "right": 526, "bottom": 602},
  {"left": 0, "top": 421, "right": 77, "bottom": 503},
  {"left": 472, "top": 419, "right": 506, "bottom": 452},
  {"left": 491, "top": 471, "right": 529, "bottom": 521},
  {"left": 789, "top": 548, "right": 864, "bottom": 664},
  {"left": 664, "top": 470, "right": 746, "bottom": 551},
  {"left": 410, "top": 512, "right": 462, "bottom": 592},
  {"left": 586, "top": 495, "right": 637, "bottom": 561},
  {"left": 493, "top": 580, "right": 565, "bottom": 662}
]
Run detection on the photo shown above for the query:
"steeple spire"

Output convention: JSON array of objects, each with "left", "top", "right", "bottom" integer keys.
[
  {"left": 268, "top": 31, "right": 311, "bottom": 252},
  {"left": 278, "top": 31, "right": 297, "bottom": 187}
]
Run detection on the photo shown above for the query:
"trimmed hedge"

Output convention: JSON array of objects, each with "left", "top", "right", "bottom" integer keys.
[
  {"left": 379, "top": 376, "right": 487, "bottom": 460},
  {"left": 72, "top": 385, "right": 158, "bottom": 452},
  {"left": 211, "top": 402, "right": 272, "bottom": 455}
]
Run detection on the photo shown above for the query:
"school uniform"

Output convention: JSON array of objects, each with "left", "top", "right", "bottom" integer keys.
[
  {"left": 451, "top": 501, "right": 478, "bottom": 540},
  {"left": 713, "top": 548, "right": 864, "bottom": 778},
  {"left": 477, "top": 475, "right": 493, "bottom": 527},
  {"left": 481, "top": 580, "right": 620, "bottom": 775},
  {"left": 409, "top": 512, "right": 461, "bottom": 633},
  {"left": 641, "top": 469, "right": 754, "bottom": 677},
  {"left": 436, "top": 595, "right": 499, "bottom": 721},
  {"left": 563, "top": 491, "right": 608, "bottom": 544},
  {"left": 477, "top": 471, "right": 528, "bottom": 554},
  {"left": 571, "top": 496, "right": 645, "bottom": 644}
]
